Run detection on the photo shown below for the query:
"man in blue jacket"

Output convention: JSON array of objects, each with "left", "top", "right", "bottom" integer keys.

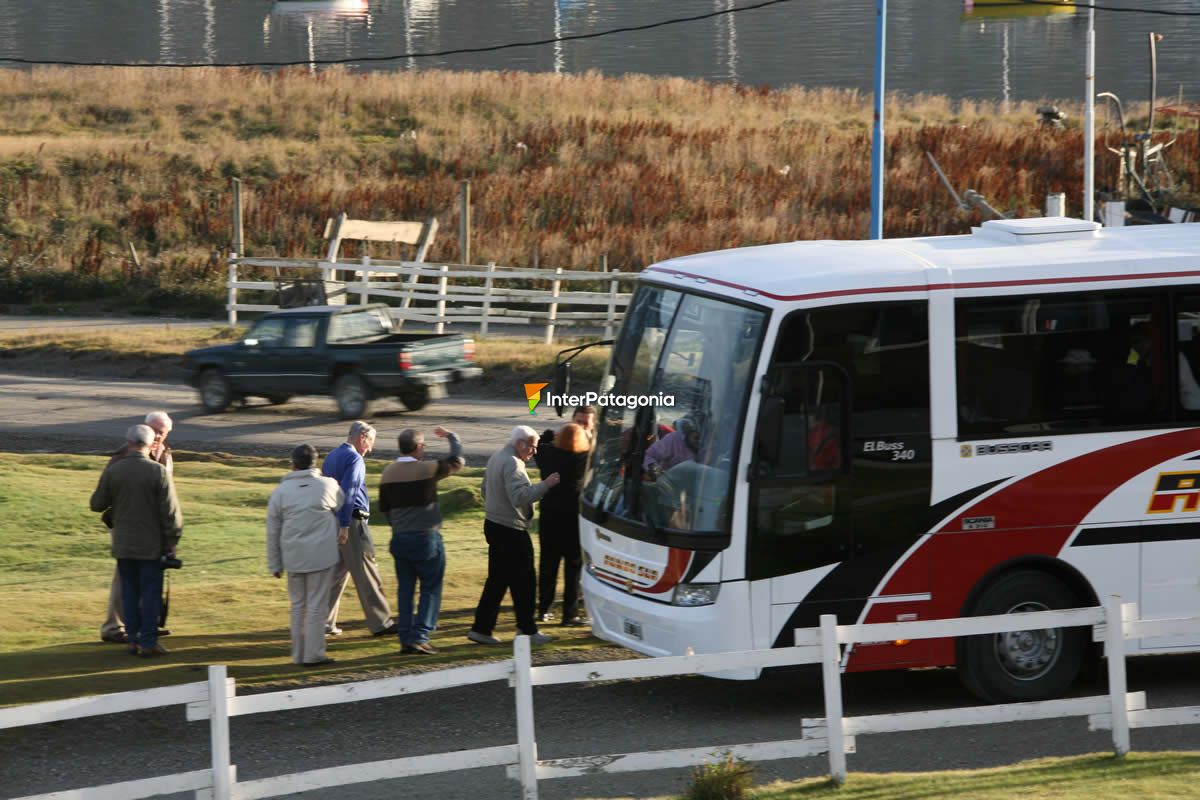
[{"left": 323, "top": 421, "right": 397, "bottom": 637}]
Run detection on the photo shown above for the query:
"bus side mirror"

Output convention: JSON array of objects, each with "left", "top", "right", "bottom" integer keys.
[
  {"left": 756, "top": 395, "right": 784, "bottom": 470},
  {"left": 553, "top": 360, "right": 571, "bottom": 417}
]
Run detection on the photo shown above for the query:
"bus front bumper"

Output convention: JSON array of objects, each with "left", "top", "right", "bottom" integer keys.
[{"left": 582, "top": 570, "right": 758, "bottom": 678}]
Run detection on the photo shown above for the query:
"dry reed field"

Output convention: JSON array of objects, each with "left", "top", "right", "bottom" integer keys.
[{"left": 0, "top": 67, "right": 1195, "bottom": 310}]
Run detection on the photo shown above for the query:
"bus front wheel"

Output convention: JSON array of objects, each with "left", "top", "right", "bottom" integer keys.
[{"left": 957, "top": 570, "right": 1087, "bottom": 704}]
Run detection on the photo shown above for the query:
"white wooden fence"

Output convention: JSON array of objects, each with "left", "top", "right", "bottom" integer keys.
[
  {"left": 226, "top": 257, "right": 636, "bottom": 344},
  {"left": 6, "top": 596, "right": 1199, "bottom": 800}
]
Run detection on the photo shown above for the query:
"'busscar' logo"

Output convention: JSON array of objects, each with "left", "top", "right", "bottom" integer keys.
[
  {"left": 969, "top": 443, "right": 1056, "bottom": 455},
  {"left": 1147, "top": 471, "right": 1200, "bottom": 514}
]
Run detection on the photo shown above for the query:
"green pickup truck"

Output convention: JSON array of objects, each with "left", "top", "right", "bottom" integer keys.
[{"left": 183, "top": 304, "right": 482, "bottom": 419}]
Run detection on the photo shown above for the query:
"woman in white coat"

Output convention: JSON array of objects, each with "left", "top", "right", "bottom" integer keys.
[{"left": 267, "top": 444, "right": 345, "bottom": 667}]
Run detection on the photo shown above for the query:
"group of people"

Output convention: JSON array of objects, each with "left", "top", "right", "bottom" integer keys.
[
  {"left": 267, "top": 406, "right": 597, "bottom": 663},
  {"left": 91, "top": 405, "right": 598, "bottom": 666}
]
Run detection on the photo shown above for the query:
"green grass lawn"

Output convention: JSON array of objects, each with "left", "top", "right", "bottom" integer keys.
[
  {"left": 704, "top": 752, "right": 1200, "bottom": 799},
  {"left": 0, "top": 452, "right": 603, "bottom": 707}
]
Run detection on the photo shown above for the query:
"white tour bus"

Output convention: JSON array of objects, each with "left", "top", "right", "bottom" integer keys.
[{"left": 575, "top": 217, "right": 1200, "bottom": 702}]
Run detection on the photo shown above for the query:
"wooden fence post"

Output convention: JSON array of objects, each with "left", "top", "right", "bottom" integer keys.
[
  {"left": 208, "top": 665, "right": 233, "bottom": 800},
  {"left": 231, "top": 177, "right": 244, "bottom": 259},
  {"left": 1104, "top": 595, "right": 1131, "bottom": 757},
  {"left": 359, "top": 254, "right": 371, "bottom": 305},
  {"left": 1104, "top": 200, "right": 1126, "bottom": 227},
  {"left": 227, "top": 262, "right": 238, "bottom": 327},
  {"left": 1045, "top": 192, "right": 1066, "bottom": 217},
  {"left": 819, "top": 614, "right": 847, "bottom": 785},
  {"left": 512, "top": 635, "right": 539, "bottom": 800},
  {"left": 436, "top": 264, "right": 449, "bottom": 334},
  {"left": 396, "top": 262, "right": 422, "bottom": 330},
  {"left": 544, "top": 267, "right": 563, "bottom": 346},
  {"left": 459, "top": 180, "right": 471, "bottom": 265},
  {"left": 602, "top": 255, "right": 619, "bottom": 340},
  {"left": 480, "top": 262, "right": 496, "bottom": 338}
]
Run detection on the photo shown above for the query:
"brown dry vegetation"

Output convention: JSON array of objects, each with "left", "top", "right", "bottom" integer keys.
[{"left": 0, "top": 67, "right": 1195, "bottom": 310}]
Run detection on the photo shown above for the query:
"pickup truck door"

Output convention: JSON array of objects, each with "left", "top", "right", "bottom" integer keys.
[{"left": 230, "top": 317, "right": 322, "bottom": 396}]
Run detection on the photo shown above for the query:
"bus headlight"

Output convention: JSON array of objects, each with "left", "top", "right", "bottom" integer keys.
[{"left": 672, "top": 583, "right": 720, "bottom": 607}]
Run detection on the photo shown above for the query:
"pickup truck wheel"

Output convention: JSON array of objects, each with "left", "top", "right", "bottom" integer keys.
[
  {"left": 334, "top": 374, "right": 370, "bottom": 420},
  {"left": 398, "top": 387, "right": 430, "bottom": 411},
  {"left": 199, "top": 368, "right": 233, "bottom": 413}
]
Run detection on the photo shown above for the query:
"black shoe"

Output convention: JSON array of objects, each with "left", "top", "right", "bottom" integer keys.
[
  {"left": 401, "top": 642, "right": 438, "bottom": 655},
  {"left": 302, "top": 657, "right": 336, "bottom": 667},
  {"left": 561, "top": 616, "right": 590, "bottom": 627},
  {"left": 101, "top": 631, "right": 129, "bottom": 644},
  {"left": 373, "top": 622, "right": 399, "bottom": 637},
  {"left": 158, "top": 628, "right": 171, "bottom": 637}
]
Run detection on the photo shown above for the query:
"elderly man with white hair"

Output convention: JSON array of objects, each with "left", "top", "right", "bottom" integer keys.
[
  {"left": 99, "top": 411, "right": 175, "bottom": 645},
  {"left": 467, "top": 425, "right": 560, "bottom": 646},
  {"left": 90, "top": 423, "right": 183, "bottom": 657}
]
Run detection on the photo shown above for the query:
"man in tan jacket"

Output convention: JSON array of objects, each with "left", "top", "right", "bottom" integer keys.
[
  {"left": 267, "top": 444, "right": 344, "bottom": 667},
  {"left": 90, "top": 424, "right": 183, "bottom": 658}
]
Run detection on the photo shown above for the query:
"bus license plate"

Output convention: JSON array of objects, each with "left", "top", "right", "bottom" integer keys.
[{"left": 623, "top": 619, "right": 643, "bottom": 640}]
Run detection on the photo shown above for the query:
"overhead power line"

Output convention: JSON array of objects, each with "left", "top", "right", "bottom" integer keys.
[
  {"left": 0, "top": 0, "right": 795, "bottom": 69},
  {"left": 1, "top": 0, "right": 1197, "bottom": 70}
]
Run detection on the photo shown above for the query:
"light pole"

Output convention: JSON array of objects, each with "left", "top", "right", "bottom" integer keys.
[
  {"left": 1083, "top": 2, "right": 1095, "bottom": 222},
  {"left": 868, "top": 0, "right": 886, "bottom": 239}
]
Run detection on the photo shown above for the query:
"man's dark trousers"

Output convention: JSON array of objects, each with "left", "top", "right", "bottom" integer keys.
[
  {"left": 472, "top": 520, "right": 537, "bottom": 636},
  {"left": 117, "top": 558, "right": 163, "bottom": 649}
]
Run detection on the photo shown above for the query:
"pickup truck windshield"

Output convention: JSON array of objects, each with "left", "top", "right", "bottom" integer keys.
[
  {"left": 584, "top": 285, "right": 766, "bottom": 543},
  {"left": 328, "top": 308, "right": 393, "bottom": 343}
]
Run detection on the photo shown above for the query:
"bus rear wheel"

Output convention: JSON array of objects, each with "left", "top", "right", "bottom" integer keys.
[{"left": 957, "top": 570, "right": 1087, "bottom": 704}]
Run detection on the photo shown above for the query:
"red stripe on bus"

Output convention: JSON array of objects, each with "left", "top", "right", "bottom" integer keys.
[
  {"left": 644, "top": 268, "right": 1200, "bottom": 303},
  {"left": 643, "top": 548, "right": 693, "bottom": 595},
  {"left": 855, "top": 428, "right": 1200, "bottom": 669}
]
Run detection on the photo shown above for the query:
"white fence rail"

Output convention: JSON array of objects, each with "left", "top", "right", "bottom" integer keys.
[
  {"left": 7, "top": 596, "right": 1200, "bottom": 799},
  {"left": 226, "top": 257, "right": 637, "bottom": 344}
]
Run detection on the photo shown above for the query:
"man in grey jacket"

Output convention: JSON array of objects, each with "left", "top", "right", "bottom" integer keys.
[
  {"left": 467, "top": 426, "right": 559, "bottom": 646},
  {"left": 89, "top": 424, "right": 183, "bottom": 658},
  {"left": 267, "top": 444, "right": 344, "bottom": 667}
]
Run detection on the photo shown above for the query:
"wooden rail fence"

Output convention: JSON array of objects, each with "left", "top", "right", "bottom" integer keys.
[
  {"left": 227, "top": 257, "right": 636, "bottom": 344},
  {"left": 6, "top": 596, "right": 1197, "bottom": 799}
]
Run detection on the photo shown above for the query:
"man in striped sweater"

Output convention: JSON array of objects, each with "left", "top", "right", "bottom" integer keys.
[{"left": 378, "top": 426, "right": 464, "bottom": 654}]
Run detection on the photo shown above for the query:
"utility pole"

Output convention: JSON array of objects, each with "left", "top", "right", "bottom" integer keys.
[
  {"left": 868, "top": 0, "right": 887, "bottom": 239},
  {"left": 1083, "top": 4, "right": 1096, "bottom": 222}
]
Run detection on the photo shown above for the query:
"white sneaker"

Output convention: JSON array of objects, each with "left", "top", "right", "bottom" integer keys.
[
  {"left": 467, "top": 629, "right": 501, "bottom": 645},
  {"left": 527, "top": 632, "right": 555, "bottom": 646}
]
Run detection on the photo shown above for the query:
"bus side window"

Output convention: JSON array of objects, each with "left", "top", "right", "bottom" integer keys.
[
  {"left": 957, "top": 292, "right": 1167, "bottom": 435},
  {"left": 1175, "top": 298, "right": 1200, "bottom": 417}
]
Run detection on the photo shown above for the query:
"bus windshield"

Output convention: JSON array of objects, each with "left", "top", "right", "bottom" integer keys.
[{"left": 583, "top": 285, "right": 766, "bottom": 544}]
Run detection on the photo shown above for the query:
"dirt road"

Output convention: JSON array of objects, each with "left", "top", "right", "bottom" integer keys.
[{"left": 0, "top": 371, "right": 553, "bottom": 463}]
